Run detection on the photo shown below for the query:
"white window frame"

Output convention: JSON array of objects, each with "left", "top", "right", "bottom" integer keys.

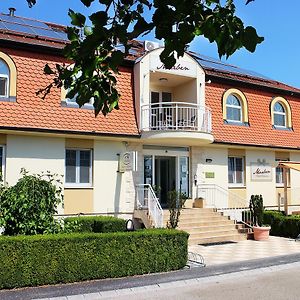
[
  {"left": 0, "top": 73, "right": 9, "bottom": 98},
  {"left": 65, "top": 148, "right": 93, "bottom": 188},
  {"left": 228, "top": 156, "right": 245, "bottom": 187},
  {"left": 275, "top": 158, "right": 289, "bottom": 187},
  {"left": 0, "top": 145, "right": 5, "bottom": 181},
  {"left": 273, "top": 102, "right": 287, "bottom": 128},
  {"left": 226, "top": 95, "right": 242, "bottom": 123}
]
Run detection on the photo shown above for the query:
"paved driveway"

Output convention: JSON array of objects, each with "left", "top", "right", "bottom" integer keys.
[{"left": 189, "top": 236, "right": 300, "bottom": 265}]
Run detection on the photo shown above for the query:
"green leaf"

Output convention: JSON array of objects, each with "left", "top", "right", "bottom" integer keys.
[
  {"left": 80, "top": 0, "right": 95, "bottom": 7},
  {"left": 44, "top": 64, "right": 54, "bottom": 75},
  {"left": 68, "top": 9, "right": 86, "bottom": 27},
  {"left": 242, "top": 26, "right": 264, "bottom": 52}
]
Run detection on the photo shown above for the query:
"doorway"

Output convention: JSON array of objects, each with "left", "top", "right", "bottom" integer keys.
[{"left": 143, "top": 151, "right": 189, "bottom": 208}]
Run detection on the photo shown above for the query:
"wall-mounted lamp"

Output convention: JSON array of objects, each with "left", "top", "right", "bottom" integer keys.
[
  {"left": 159, "top": 77, "right": 168, "bottom": 82},
  {"left": 194, "top": 174, "right": 197, "bottom": 186},
  {"left": 206, "top": 158, "right": 213, "bottom": 163}
]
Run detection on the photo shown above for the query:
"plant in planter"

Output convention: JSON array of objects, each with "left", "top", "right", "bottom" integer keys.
[
  {"left": 166, "top": 190, "right": 187, "bottom": 229},
  {"left": 249, "top": 194, "right": 271, "bottom": 241}
]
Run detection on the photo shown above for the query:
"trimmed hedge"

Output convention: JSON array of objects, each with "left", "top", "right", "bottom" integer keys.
[
  {"left": 0, "top": 229, "right": 188, "bottom": 289},
  {"left": 64, "top": 216, "right": 126, "bottom": 233},
  {"left": 263, "top": 211, "right": 300, "bottom": 238}
]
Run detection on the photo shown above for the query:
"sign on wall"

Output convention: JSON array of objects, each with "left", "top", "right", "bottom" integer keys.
[
  {"left": 118, "top": 151, "right": 137, "bottom": 173},
  {"left": 250, "top": 161, "right": 272, "bottom": 181},
  {"left": 149, "top": 54, "right": 197, "bottom": 77}
]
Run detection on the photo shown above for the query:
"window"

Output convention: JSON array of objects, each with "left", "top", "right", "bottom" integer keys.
[
  {"left": 226, "top": 94, "right": 242, "bottom": 122},
  {"left": 0, "top": 60, "right": 9, "bottom": 98},
  {"left": 270, "top": 97, "right": 292, "bottom": 129},
  {"left": 0, "top": 146, "right": 5, "bottom": 180},
  {"left": 65, "top": 149, "right": 92, "bottom": 186},
  {"left": 0, "top": 52, "right": 17, "bottom": 102},
  {"left": 223, "top": 88, "right": 248, "bottom": 124},
  {"left": 273, "top": 102, "right": 286, "bottom": 127},
  {"left": 228, "top": 157, "right": 244, "bottom": 186},
  {"left": 275, "top": 158, "right": 290, "bottom": 186}
]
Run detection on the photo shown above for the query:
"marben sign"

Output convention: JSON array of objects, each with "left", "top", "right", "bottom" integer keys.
[
  {"left": 149, "top": 55, "right": 197, "bottom": 77},
  {"left": 251, "top": 163, "right": 272, "bottom": 181}
]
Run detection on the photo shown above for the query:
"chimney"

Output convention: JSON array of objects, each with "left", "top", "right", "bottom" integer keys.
[{"left": 9, "top": 7, "right": 16, "bottom": 17}]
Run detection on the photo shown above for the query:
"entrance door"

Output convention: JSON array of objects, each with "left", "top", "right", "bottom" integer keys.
[
  {"left": 143, "top": 153, "right": 189, "bottom": 208},
  {"left": 155, "top": 156, "right": 176, "bottom": 208}
]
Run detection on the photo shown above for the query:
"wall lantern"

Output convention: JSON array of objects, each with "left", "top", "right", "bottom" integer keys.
[
  {"left": 126, "top": 219, "right": 135, "bottom": 231},
  {"left": 206, "top": 158, "right": 213, "bottom": 163}
]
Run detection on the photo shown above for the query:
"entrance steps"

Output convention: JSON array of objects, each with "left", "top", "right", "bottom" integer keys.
[{"left": 163, "top": 208, "right": 249, "bottom": 245}]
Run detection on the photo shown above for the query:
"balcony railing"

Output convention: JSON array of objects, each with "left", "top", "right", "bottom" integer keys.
[{"left": 141, "top": 102, "right": 212, "bottom": 133}]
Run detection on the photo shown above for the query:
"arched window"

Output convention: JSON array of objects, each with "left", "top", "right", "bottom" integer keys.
[
  {"left": 222, "top": 88, "right": 249, "bottom": 124},
  {"left": 273, "top": 102, "right": 286, "bottom": 127},
  {"left": 270, "top": 97, "right": 292, "bottom": 129},
  {"left": 226, "top": 94, "right": 242, "bottom": 122},
  {"left": 0, "top": 59, "right": 9, "bottom": 98},
  {"left": 0, "top": 52, "right": 17, "bottom": 102}
]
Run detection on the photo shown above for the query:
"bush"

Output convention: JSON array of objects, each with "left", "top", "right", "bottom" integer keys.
[
  {"left": 0, "top": 229, "right": 189, "bottom": 289},
  {"left": 64, "top": 216, "right": 126, "bottom": 233},
  {"left": 0, "top": 170, "right": 64, "bottom": 235},
  {"left": 263, "top": 211, "right": 300, "bottom": 238}
]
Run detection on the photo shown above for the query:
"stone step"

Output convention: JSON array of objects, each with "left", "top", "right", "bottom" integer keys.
[
  {"left": 178, "top": 215, "right": 230, "bottom": 222},
  {"left": 178, "top": 219, "right": 235, "bottom": 227},
  {"left": 187, "top": 229, "right": 240, "bottom": 239},
  {"left": 188, "top": 233, "right": 247, "bottom": 245},
  {"left": 178, "top": 224, "right": 237, "bottom": 233}
]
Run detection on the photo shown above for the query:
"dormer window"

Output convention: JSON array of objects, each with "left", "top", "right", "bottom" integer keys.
[
  {"left": 270, "top": 97, "right": 292, "bottom": 130},
  {"left": 222, "top": 88, "right": 249, "bottom": 125},
  {"left": 226, "top": 94, "right": 242, "bottom": 122},
  {"left": 0, "top": 52, "right": 17, "bottom": 102},
  {"left": 0, "top": 59, "right": 9, "bottom": 98},
  {"left": 273, "top": 102, "right": 286, "bottom": 127}
]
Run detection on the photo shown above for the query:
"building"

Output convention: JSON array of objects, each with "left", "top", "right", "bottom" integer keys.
[{"left": 0, "top": 11, "right": 300, "bottom": 228}]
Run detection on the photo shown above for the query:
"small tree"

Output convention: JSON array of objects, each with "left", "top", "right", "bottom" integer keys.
[
  {"left": 167, "top": 190, "right": 187, "bottom": 229},
  {"left": 0, "top": 169, "right": 65, "bottom": 235},
  {"left": 249, "top": 194, "right": 264, "bottom": 227}
]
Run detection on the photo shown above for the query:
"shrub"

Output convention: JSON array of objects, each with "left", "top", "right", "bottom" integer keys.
[
  {"left": 0, "top": 170, "right": 64, "bottom": 235},
  {"left": 64, "top": 216, "right": 126, "bottom": 233},
  {"left": 249, "top": 194, "right": 264, "bottom": 226},
  {"left": 263, "top": 211, "right": 300, "bottom": 238},
  {"left": 0, "top": 229, "right": 189, "bottom": 289},
  {"left": 167, "top": 190, "right": 187, "bottom": 229}
]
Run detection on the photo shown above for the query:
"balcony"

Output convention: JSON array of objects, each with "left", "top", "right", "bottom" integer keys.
[{"left": 140, "top": 102, "right": 214, "bottom": 145}]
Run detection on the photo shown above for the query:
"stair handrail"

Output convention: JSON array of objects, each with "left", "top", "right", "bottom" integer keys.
[
  {"left": 136, "top": 184, "right": 163, "bottom": 228},
  {"left": 197, "top": 183, "right": 252, "bottom": 227}
]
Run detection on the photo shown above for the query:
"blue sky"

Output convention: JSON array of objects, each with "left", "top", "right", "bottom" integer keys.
[{"left": 1, "top": 0, "right": 300, "bottom": 88}]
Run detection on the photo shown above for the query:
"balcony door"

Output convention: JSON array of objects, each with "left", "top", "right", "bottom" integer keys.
[{"left": 150, "top": 91, "right": 172, "bottom": 129}]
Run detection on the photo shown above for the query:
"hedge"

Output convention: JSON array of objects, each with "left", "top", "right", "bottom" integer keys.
[
  {"left": 64, "top": 216, "right": 126, "bottom": 233},
  {"left": 263, "top": 211, "right": 300, "bottom": 238},
  {"left": 0, "top": 229, "right": 188, "bottom": 289}
]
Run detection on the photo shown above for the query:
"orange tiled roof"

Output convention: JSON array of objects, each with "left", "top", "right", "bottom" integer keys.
[
  {"left": 0, "top": 48, "right": 139, "bottom": 137},
  {"left": 206, "top": 82, "right": 300, "bottom": 149}
]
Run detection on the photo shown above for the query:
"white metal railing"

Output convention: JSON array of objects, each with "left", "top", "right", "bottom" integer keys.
[
  {"left": 136, "top": 184, "right": 163, "bottom": 228},
  {"left": 197, "top": 184, "right": 251, "bottom": 224},
  {"left": 141, "top": 102, "right": 212, "bottom": 133}
]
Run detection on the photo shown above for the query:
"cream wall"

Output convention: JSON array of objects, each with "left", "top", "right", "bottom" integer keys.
[
  {"left": 6, "top": 135, "right": 65, "bottom": 214},
  {"left": 93, "top": 140, "right": 131, "bottom": 213},
  {"left": 245, "top": 149, "right": 276, "bottom": 207},
  {"left": 290, "top": 152, "right": 300, "bottom": 206},
  {"left": 173, "top": 79, "right": 197, "bottom": 103},
  {"left": 191, "top": 146, "right": 228, "bottom": 207}
]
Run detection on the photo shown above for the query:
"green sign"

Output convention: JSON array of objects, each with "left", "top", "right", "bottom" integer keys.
[{"left": 205, "top": 172, "right": 215, "bottom": 178}]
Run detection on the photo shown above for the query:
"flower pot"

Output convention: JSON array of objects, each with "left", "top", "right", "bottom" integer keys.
[{"left": 253, "top": 226, "right": 271, "bottom": 241}]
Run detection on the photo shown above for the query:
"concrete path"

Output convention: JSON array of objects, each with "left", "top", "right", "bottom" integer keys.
[{"left": 189, "top": 236, "right": 300, "bottom": 265}]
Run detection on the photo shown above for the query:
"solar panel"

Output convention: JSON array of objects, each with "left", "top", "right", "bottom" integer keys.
[
  {"left": 3, "top": 22, "right": 36, "bottom": 35},
  {"left": 191, "top": 52, "right": 270, "bottom": 80},
  {"left": 21, "top": 18, "right": 49, "bottom": 29},
  {"left": 0, "top": 14, "right": 68, "bottom": 42}
]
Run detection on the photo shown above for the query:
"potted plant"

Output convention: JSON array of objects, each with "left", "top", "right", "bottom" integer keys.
[{"left": 250, "top": 194, "right": 271, "bottom": 241}]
